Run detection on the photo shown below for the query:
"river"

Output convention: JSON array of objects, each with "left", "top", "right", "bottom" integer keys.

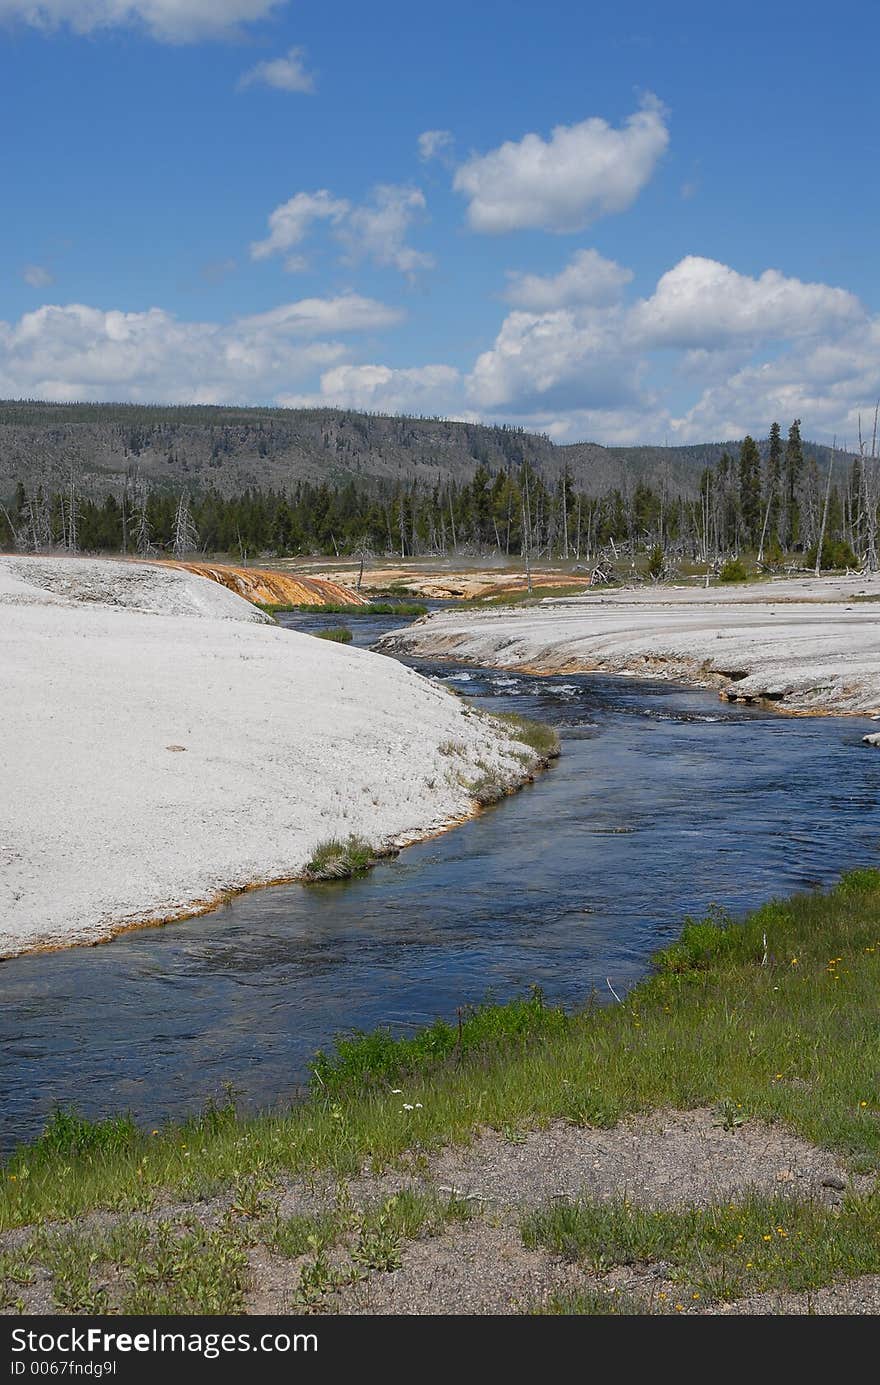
[{"left": 1, "top": 605, "right": 878, "bottom": 1150}]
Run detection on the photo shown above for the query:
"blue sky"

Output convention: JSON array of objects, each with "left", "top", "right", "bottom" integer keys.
[{"left": 2, "top": 0, "right": 878, "bottom": 444}]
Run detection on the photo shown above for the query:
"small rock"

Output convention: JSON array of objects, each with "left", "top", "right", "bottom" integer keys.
[
  {"left": 165, "top": 744, "right": 187, "bottom": 752},
  {"left": 863, "top": 733, "right": 880, "bottom": 747},
  {"left": 821, "top": 1174, "right": 846, "bottom": 1191}
]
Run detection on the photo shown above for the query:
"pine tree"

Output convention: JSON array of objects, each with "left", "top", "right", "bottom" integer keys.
[
  {"left": 738, "top": 436, "right": 761, "bottom": 547},
  {"left": 765, "top": 421, "right": 782, "bottom": 545},
  {"left": 784, "top": 419, "right": 804, "bottom": 549}
]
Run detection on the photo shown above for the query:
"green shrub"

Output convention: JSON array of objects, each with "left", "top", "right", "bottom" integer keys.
[
  {"left": 314, "top": 627, "right": 353, "bottom": 643},
  {"left": 718, "top": 558, "right": 749, "bottom": 583},
  {"left": 806, "top": 537, "right": 858, "bottom": 571},
  {"left": 647, "top": 545, "right": 665, "bottom": 580},
  {"left": 27, "top": 1109, "right": 142, "bottom": 1166}
]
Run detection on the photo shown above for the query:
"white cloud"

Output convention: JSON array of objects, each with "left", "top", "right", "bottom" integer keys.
[
  {"left": 238, "top": 45, "right": 315, "bottom": 94},
  {"left": 251, "top": 184, "right": 433, "bottom": 280},
  {"left": 631, "top": 256, "right": 864, "bottom": 350},
  {"left": 418, "top": 129, "right": 454, "bottom": 162},
  {"left": 237, "top": 295, "right": 402, "bottom": 335},
  {"left": 337, "top": 185, "right": 434, "bottom": 278},
  {"left": 503, "top": 249, "right": 633, "bottom": 311},
  {"left": 280, "top": 362, "right": 462, "bottom": 416},
  {"left": 0, "top": 0, "right": 283, "bottom": 41},
  {"left": 0, "top": 295, "right": 398, "bottom": 405},
  {"left": 669, "top": 319, "right": 880, "bottom": 443},
  {"left": 453, "top": 97, "right": 669, "bottom": 234},
  {"left": 466, "top": 307, "right": 638, "bottom": 414},
  {"left": 250, "top": 190, "right": 351, "bottom": 271},
  {"left": 22, "top": 264, "right": 54, "bottom": 288}
]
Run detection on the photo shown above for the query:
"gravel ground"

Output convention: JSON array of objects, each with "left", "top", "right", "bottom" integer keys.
[{"left": 5, "top": 1109, "right": 876, "bottom": 1316}]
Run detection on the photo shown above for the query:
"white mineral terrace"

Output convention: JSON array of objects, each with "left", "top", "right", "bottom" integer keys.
[
  {"left": 379, "top": 573, "right": 880, "bottom": 717},
  {"left": 0, "top": 555, "right": 532, "bottom": 959}
]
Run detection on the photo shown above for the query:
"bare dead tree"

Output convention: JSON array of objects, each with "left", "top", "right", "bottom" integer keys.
[
  {"left": 815, "top": 439, "right": 835, "bottom": 577},
  {"left": 173, "top": 494, "right": 199, "bottom": 559},
  {"left": 858, "top": 404, "right": 880, "bottom": 571}
]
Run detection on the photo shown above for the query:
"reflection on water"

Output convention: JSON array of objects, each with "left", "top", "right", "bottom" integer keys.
[{"left": 1, "top": 611, "right": 879, "bottom": 1149}]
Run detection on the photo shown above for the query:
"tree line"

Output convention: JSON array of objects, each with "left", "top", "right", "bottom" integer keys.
[{"left": 2, "top": 418, "right": 877, "bottom": 571}]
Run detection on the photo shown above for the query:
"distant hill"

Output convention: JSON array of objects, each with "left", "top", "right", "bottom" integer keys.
[{"left": 0, "top": 400, "right": 848, "bottom": 501}]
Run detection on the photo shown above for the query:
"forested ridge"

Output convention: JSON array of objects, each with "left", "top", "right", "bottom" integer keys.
[{"left": 2, "top": 409, "right": 877, "bottom": 571}]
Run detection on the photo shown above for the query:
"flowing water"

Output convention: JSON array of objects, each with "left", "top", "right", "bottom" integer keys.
[{"left": 1, "top": 607, "right": 879, "bottom": 1150}]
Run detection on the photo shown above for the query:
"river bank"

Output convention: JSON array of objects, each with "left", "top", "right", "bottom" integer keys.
[
  {"left": 2, "top": 870, "right": 879, "bottom": 1315},
  {"left": 0, "top": 555, "right": 546, "bottom": 960},
  {"left": 379, "top": 572, "right": 880, "bottom": 716}
]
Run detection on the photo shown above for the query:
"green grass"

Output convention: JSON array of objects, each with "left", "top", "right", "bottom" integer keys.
[
  {"left": 522, "top": 1189, "right": 880, "bottom": 1303},
  {"left": 492, "top": 711, "right": 561, "bottom": 761},
  {"left": 3, "top": 870, "right": 880, "bottom": 1234},
  {"left": 311, "top": 988, "right": 568, "bottom": 1097},
  {"left": 313, "top": 626, "right": 353, "bottom": 643},
  {"left": 303, "top": 834, "right": 376, "bottom": 880},
  {"left": 531, "top": 1288, "right": 651, "bottom": 1315}
]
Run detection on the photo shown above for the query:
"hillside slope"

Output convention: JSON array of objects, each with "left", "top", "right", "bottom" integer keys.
[{"left": 0, "top": 400, "right": 847, "bottom": 502}]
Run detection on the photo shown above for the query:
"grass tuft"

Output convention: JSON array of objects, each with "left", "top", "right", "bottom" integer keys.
[
  {"left": 492, "top": 712, "right": 561, "bottom": 760},
  {"left": 313, "top": 626, "right": 353, "bottom": 643},
  {"left": 303, "top": 834, "right": 376, "bottom": 881}
]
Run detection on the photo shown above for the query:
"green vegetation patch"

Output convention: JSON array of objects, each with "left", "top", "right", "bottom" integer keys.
[
  {"left": 531, "top": 1288, "right": 651, "bottom": 1315},
  {"left": 492, "top": 711, "right": 561, "bottom": 760},
  {"left": 303, "top": 834, "right": 376, "bottom": 880},
  {"left": 311, "top": 988, "right": 568, "bottom": 1097},
  {"left": 313, "top": 626, "right": 353, "bottom": 643},
  {"left": 718, "top": 558, "right": 749, "bottom": 583},
  {"left": 522, "top": 1188, "right": 880, "bottom": 1303}
]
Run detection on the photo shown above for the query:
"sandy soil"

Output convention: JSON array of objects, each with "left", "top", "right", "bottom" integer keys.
[
  {"left": 380, "top": 573, "right": 880, "bottom": 715},
  {"left": 0, "top": 555, "right": 535, "bottom": 959}
]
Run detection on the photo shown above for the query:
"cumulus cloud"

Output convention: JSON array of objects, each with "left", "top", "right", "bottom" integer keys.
[
  {"left": 281, "top": 362, "right": 462, "bottom": 415},
  {"left": 503, "top": 248, "right": 633, "bottom": 311},
  {"left": 418, "top": 129, "right": 454, "bottom": 162},
  {"left": 337, "top": 185, "right": 434, "bottom": 278},
  {"left": 0, "top": 295, "right": 398, "bottom": 405},
  {"left": 22, "top": 264, "right": 54, "bottom": 288},
  {"left": 453, "top": 97, "right": 669, "bottom": 234},
  {"left": 0, "top": 0, "right": 283, "bottom": 41},
  {"left": 466, "top": 307, "right": 638, "bottom": 414},
  {"left": 238, "top": 45, "right": 314, "bottom": 94},
  {"left": 669, "top": 319, "right": 880, "bottom": 443},
  {"left": 631, "top": 256, "right": 864, "bottom": 349},
  {"left": 250, "top": 190, "right": 351, "bottom": 271}
]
